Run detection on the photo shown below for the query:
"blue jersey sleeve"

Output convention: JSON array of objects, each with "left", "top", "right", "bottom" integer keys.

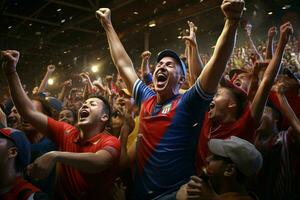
[
  {"left": 179, "top": 79, "right": 214, "bottom": 121},
  {"left": 133, "top": 79, "right": 156, "bottom": 107}
]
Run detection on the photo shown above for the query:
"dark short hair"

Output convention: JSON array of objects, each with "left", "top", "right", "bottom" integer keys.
[
  {"left": 30, "top": 95, "right": 53, "bottom": 117},
  {"left": 221, "top": 87, "right": 245, "bottom": 118},
  {"left": 86, "top": 94, "right": 111, "bottom": 120}
]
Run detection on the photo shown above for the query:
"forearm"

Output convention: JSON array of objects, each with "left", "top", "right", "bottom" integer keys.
[
  {"left": 7, "top": 73, "right": 36, "bottom": 119},
  {"left": 141, "top": 58, "right": 150, "bottom": 77},
  {"left": 199, "top": 19, "right": 238, "bottom": 93},
  {"left": 246, "top": 35, "right": 263, "bottom": 61},
  {"left": 266, "top": 37, "right": 274, "bottom": 59},
  {"left": 58, "top": 86, "right": 67, "bottom": 101},
  {"left": 38, "top": 71, "right": 53, "bottom": 93},
  {"left": 189, "top": 43, "right": 203, "bottom": 84},
  {"left": 277, "top": 94, "right": 300, "bottom": 134},
  {"left": 119, "top": 132, "right": 130, "bottom": 170},
  {"left": 54, "top": 150, "right": 113, "bottom": 173},
  {"left": 104, "top": 24, "right": 138, "bottom": 93}
]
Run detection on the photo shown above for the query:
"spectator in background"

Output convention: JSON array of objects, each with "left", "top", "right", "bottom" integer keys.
[
  {"left": 0, "top": 128, "right": 49, "bottom": 200},
  {"left": 1, "top": 50, "right": 121, "bottom": 200},
  {"left": 177, "top": 136, "right": 262, "bottom": 200}
]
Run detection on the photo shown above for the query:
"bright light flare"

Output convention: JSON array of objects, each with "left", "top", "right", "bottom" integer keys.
[
  {"left": 48, "top": 78, "right": 54, "bottom": 85},
  {"left": 91, "top": 65, "right": 99, "bottom": 73}
]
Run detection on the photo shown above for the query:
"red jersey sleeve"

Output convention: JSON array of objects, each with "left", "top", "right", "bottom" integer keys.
[{"left": 100, "top": 135, "right": 121, "bottom": 159}]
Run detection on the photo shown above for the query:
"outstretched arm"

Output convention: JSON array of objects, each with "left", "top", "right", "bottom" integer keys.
[
  {"left": 276, "top": 85, "right": 300, "bottom": 137},
  {"left": 96, "top": 8, "right": 138, "bottom": 94},
  {"left": 198, "top": 0, "right": 245, "bottom": 94},
  {"left": 2, "top": 50, "right": 48, "bottom": 135},
  {"left": 266, "top": 26, "right": 277, "bottom": 60},
  {"left": 140, "top": 51, "right": 151, "bottom": 78},
  {"left": 37, "top": 64, "right": 55, "bottom": 93},
  {"left": 183, "top": 21, "right": 203, "bottom": 85},
  {"left": 245, "top": 23, "right": 263, "bottom": 62},
  {"left": 27, "top": 149, "right": 115, "bottom": 179},
  {"left": 251, "top": 22, "right": 293, "bottom": 125}
]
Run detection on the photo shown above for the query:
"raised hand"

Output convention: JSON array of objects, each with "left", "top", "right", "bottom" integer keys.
[
  {"left": 141, "top": 51, "right": 151, "bottom": 60},
  {"left": 96, "top": 8, "right": 112, "bottom": 28},
  {"left": 1, "top": 50, "right": 20, "bottom": 74},
  {"left": 47, "top": 64, "right": 56, "bottom": 73},
  {"left": 279, "top": 22, "right": 293, "bottom": 46},
  {"left": 221, "top": 0, "right": 245, "bottom": 20},
  {"left": 268, "top": 26, "right": 277, "bottom": 39},
  {"left": 245, "top": 23, "right": 252, "bottom": 36},
  {"left": 182, "top": 21, "right": 198, "bottom": 46}
]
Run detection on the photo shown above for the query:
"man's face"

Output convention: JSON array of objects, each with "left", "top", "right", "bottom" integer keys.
[
  {"left": 233, "top": 73, "right": 251, "bottom": 92},
  {"left": 153, "top": 57, "right": 182, "bottom": 95},
  {"left": 59, "top": 109, "right": 75, "bottom": 125},
  {"left": 206, "top": 154, "right": 231, "bottom": 189},
  {"left": 77, "top": 98, "right": 107, "bottom": 127},
  {"left": 208, "top": 87, "right": 235, "bottom": 120},
  {"left": 7, "top": 107, "right": 22, "bottom": 129}
]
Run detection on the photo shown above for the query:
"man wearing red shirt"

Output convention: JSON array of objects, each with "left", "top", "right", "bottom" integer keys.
[
  {"left": 197, "top": 22, "right": 294, "bottom": 169},
  {"left": 2, "top": 50, "right": 121, "bottom": 200}
]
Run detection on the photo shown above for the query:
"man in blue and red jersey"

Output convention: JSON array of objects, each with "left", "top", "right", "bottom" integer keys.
[
  {"left": 96, "top": 0, "right": 245, "bottom": 199},
  {"left": 1, "top": 50, "right": 121, "bottom": 200}
]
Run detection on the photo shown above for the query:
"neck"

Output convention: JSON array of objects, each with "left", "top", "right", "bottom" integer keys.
[
  {"left": 156, "top": 90, "right": 178, "bottom": 104},
  {"left": 212, "top": 114, "right": 236, "bottom": 127},
  {"left": 79, "top": 124, "right": 104, "bottom": 141},
  {"left": 214, "top": 179, "right": 247, "bottom": 195}
]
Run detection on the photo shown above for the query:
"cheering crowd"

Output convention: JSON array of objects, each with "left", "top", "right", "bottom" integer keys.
[{"left": 0, "top": 0, "right": 299, "bottom": 199}]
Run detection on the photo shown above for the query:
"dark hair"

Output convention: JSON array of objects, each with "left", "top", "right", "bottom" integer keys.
[
  {"left": 222, "top": 87, "right": 245, "bottom": 118},
  {"left": 30, "top": 95, "right": 53, "bottom": 117},
  {"left": 86, "top": 94, "right": 111, "bottom": 120}
]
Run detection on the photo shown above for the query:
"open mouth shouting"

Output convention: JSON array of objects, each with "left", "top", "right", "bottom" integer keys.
[
  {"left": 155, "top": 71, "right": 168, "bottom": 88},
  {"left": 79, "top": 109, "right": 90, "bottom": 121}
]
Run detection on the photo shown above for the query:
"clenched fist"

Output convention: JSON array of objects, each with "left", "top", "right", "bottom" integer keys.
[
  {"left": 1, "top": 50, "right": 20, "bottom": 74},
  {"left": 221, "top": 0, "right": 245, "bottom": 20},
  {"left": 96, "top": 8, "right": 112, "bottom": 29}
]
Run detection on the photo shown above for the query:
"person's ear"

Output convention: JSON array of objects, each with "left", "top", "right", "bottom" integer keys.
[
  {"left": 100, "top": 113, "right": 109, "bottom": 123},
  {"left": 228, "top": 99, "right": 237, "bottom": 109},
  {"left": 224, "top": 163, "right": 236, "bottom": 177},
  {"left": 8, "top": 147, "right": 18, "bottom": 159}
]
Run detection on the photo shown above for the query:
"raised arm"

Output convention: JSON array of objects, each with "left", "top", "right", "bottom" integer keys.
[
  {"left": 37, "top": 64, "right": 55, "bottom": 93},
  {"left": 244, "top": 23, "right": 263, "bottom": 62},
  {"left": 58, "top": 79, "right": 72, "bottom": 101},
  {"left": 251, "top": 22, "right": 293, "bottom": 125},
  {"left": 276, "top": 85, "right": 300, "bottom": 137},
  {"left": 199, "top": 0, "right": 244, "bottom": 94},
  {"left": 266, "top": 26, "right": 277, "bottom": 59},
  {"left": 183, "top": 21, "right": 203, "bottom": 85},
  {"left": 1, "top": 50, "right": 48, "bottom": 135},
  {"left": 96, "top": 8, "right": 138, "bottom": 94},
  {"left": 140, "top": 51, "right": 151, "bottom": 78}
]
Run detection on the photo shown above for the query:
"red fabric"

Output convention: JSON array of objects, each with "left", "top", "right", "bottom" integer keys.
[
  {"left": 0, "top": 177, "right": 40, "bottom": 200},
  {"left": 196, "top": 104, "right": 256, "bottom": 171},
  {"left": 47, "top": 117, "right": 120, "bottom": 200},
  {"left": 268, "top": 91, "right": 300, "bottom": 130}
]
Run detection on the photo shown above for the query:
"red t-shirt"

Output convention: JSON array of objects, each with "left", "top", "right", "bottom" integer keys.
[
  {"left": 47, "top": 117, "right": 121, "bottom": 200},
  {"left": 0, "top": 177, "right": 40, "bottom": 200},
  {"left": 196, "top": 104, "right": 256, "bottom": 171}
]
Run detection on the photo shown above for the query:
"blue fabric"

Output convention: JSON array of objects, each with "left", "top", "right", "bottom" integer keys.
[
  {"left": 132, "top": 79, "right": 213, "bottom": 199},
  {"left": 143, "top": 73, "right": 153, "bottom": 86}
]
